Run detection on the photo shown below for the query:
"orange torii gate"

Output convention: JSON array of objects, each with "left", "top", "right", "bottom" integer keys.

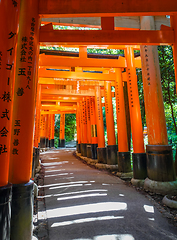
[{"left": 1, "top": 1, "right": 177, "bottom": 239}]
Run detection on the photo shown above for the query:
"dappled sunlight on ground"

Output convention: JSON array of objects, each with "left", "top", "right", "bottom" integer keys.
[{"left": 37, "top": 149, "right": 177, "bottom": 240}]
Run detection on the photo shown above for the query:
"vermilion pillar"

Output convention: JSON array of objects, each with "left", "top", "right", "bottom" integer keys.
[
  {"left": 90, "top": 97, "right": 98, "bottom": 159},
  {"left": 8, "top": 1, "right": 40, "bottom": 239},
  {"left": 86, "top": 97, "right": 92, "bottom": 158},
  {"left": 140, "top": 16, "right": 175, "bottom": 183},
  {"left": 9, "top": 0, "right": 40, "bottom": 184},
  {"left": 50, "top": 114, "right": 55, "bottom": 148},
  {"left": 40, "top": 114, "right": 46, "bottom": 148},
  {"left": 171, "top": 15, "right": 177, "bottom": 95},
  {"left": 59, "top": 113, "right": 65, "bottom": 147},
  {"left": 0, "top": 2, "right": 19, "bottom": 187},
  {"left": 36, "top": 85, "right": 41, "bottom": 147},
  {"left": 115, "top": 68, "right": 131, "bottom": 172},
  {"left": 48, "top": 114, "right": 51, "bottom": 147},
  {"left": 95, "top": 86, "right": 106, "bottom": 163},
  {"left": 104, "top": 81, "right": 117, "bottom": 165},
  {"left": 0, "top": 2, "right": 19, "bottom": 239},
  {"left": 125, "top": 47, "right": 146, "bottom": 180},
  {"left": 45, "top": 114, "right": 49, "bottom": 148},
  {"left": 81, "top": 98, "right": 87, "bottom": 156},
  {"left": 76, "top": 102, "right": 81, "bottom": 153}
]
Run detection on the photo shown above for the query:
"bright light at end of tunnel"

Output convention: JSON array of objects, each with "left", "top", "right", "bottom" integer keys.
[{"left": 143, "top": 205, "right": 154, "bottom": 213}]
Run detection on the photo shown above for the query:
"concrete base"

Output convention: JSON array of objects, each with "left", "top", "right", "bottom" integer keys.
[
  {"left": 77, "top": 143, "right": 81, "bottom": 153},
  {"left": 87, "top": 144, "right": 92, "bottom": 158},
  {"left": 50, "top": 139, "right": 54, "bottom": 148},
  {"left": 162, "top": 195, "right": 177, "bottom": 209},
  {"left": 107, "top": 145, "right": 118, "bottom": 165},
  {"left": 117, "top": 151, "right": 131, "bottom": 173},
  {"left": 97, "top": 147, "right": 107, "bottom": 164},
  {"left": 0, "top": 184, "right": 12, "bottom": 240},
  {"left": 81, "top": 143, "right": 87, "bottom": 157},
  {"left": 131, "top": 178, "right": 145, "bottom": 188},
  {"left": 91, "top": 144, "right": 98, "bottom": 159},
  {"left": 60, "top": 139, "right": 65, "bottom": 148},
  {"left": 144, "top": 177, "right": 177, "bottom": 195},
  {"left": 132, "top": 152, "right": 147, "bottom": 179},
  {"left": 10, "top": 181, "right": 34, "bottom": 240},
  {"left": 46, "top": 138, "right": 49, "bottom": 148},
  {"left": 146, "top": 145, "right": 176, "bottom": 181},
  {"left": 40, "top": 137, "right": 46, "bottom": 148}
]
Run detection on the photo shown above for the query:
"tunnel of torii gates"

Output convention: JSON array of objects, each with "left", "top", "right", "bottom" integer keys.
[{"left": 1, "top": 0, "right": 177, "bottom": 239}]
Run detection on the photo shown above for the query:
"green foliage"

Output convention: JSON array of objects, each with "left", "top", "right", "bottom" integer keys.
[{"left": 54, "top": 114, "right": 76, "bottom": 146}]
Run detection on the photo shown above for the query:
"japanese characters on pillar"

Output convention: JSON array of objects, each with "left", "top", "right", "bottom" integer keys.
[
  {"left": 115, "top": 68, "right": 129, "bottom": 152},
  {"left": 95, "top": 86, "right": 105, "bottom": 148},
  {"left": 80, "top": 101, "right": 83, "bottom": 143},
  {"left": 76, "top": 103, "right": 81, "bottom": 144},
  {"left": 104, "top": 81, "right": 116, "bottom": 146},
  {"left": 52, "top": 114, "right": 55, "bottom": 140},
  {"left": 0, "top": 1, "right": 20, "bottom": 186},
  {"left": 90, "top": 97, "right": 97, "bottom": 144},
  {"left": 140, "top": 17, "right": 168, "bottom": 145},
  {"left": 82, "top": 98, "right": 87, "bottom": 144},
  {"left": 60, "top": 114, "right": 65, "bottom": 140},
  {"left": 125, "top": 47, "right": 145, "bottom": 153},
  {"left": 86, "top": 97, "right": 92, "bottom": 144},
  {"left": 9, "top": 0, "right": 40, "bottom": 184}
]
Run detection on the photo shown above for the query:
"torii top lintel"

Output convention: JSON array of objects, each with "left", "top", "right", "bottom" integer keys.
[{"left": 39, "top": 0, "right": 177, "bottom": 18}]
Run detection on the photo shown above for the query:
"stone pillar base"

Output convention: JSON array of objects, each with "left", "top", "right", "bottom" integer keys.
[
  {"left": 146, "top": 145, "right": 176, "bottom": 182},
  {"left": 50, "top": 139, "right": 54, "bottom": 148},
  {"left": 77, "top": 143, "right": 81, "bottom": 153},
  {"left": 60, "top": 139, "right": 65, "bottom": 148},
  {"left": 81, "top": 143, "right": 87, "bottom": 157},
  {"left": 0, "top": 184, "right": 12, "bottom": 240},
  {"left": 107, "top": 145, "right": 118, "bottom": 165},
  {"left": 46, "top": 138, "right": 49, "bottom": 148},
  {"left": 91, "top": 144, "right": 98, "bottom": 159},
  {"left": 97, "top": 147, "right": 107, "bottom": 164},
  {"left": 117, "top": 151, "right": 131, "bottom": 173},
  {"left": 131, "top": 178, "right": 145, "bottom": 188},
  {"left": 144, "top": 178, "right": 177, "bottom": 195},
  {"left": 132, "top": 152, "right": 147, "bottom": 179},
  {"left": 40, "top": 137, "right": 46, "bottom": 148},
  {"left": 11, "top": 181, "right": 34, "bottom": 240},
  {"left": 87, "top": 144, "right": 92, "bottom": 158}
]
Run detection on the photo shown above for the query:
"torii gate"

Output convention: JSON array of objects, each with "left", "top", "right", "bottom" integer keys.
[{"left": 1, "top": 1, "right": 177, "bottom": 239}]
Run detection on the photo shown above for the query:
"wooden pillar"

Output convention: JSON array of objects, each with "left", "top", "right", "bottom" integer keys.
[
  {"left": 90, "top": 97, "right": 98, "bottom": 159},
  {"left": 104, "top": 81, "right": 117, "bottom": 165},
  {"left": 9, "top": 0, "right": 40, "bottom": 184},
  {"left": 86, "top": 97, "right": 92, "bottom": 157},
  {"left": 48, "top": 114, "right": 51, "bottom": 147},
  {"left": 76, "top": 102, "right": 81, "bottom": 153},
  {"left": 170, "top": 15, "right": 177, "bottom": 94},
  {"left": 95, "top": 86, "right": 106, "bottom": 163},
  {"left": 8, "top": 1, "right": 40, "bottom": 239},
  {"left": 59, "top": 113, "right": 65, "bottom": 147},
  {"left": 36, "top": 85, "right": 41, "bottom": 147},
  {"left": 40, "top": 114, "right": 46, "bottom": 148},
  {"left": 81, "top": 98, "right": 87, "bottom": 156},
  {"left": 50, "top": 114, "right": 55, "bottom": 147},
  {"left": 125, "top": 46, "right": 146, "bottom": 180},
  {"left": 45, "top": 114, "right": 49, "bottom": 148},
  {"left": 115, "top": 68, "right": 131, "bottom": 172},
  {"left": 0, "top": 1, "right": 19, "bottom": 187},
  {"left": 0, "top": 2, "right": 20, "bottom": 240},
  {"left": 140, "top": 16, "right": 175, "bottom": 182}
]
